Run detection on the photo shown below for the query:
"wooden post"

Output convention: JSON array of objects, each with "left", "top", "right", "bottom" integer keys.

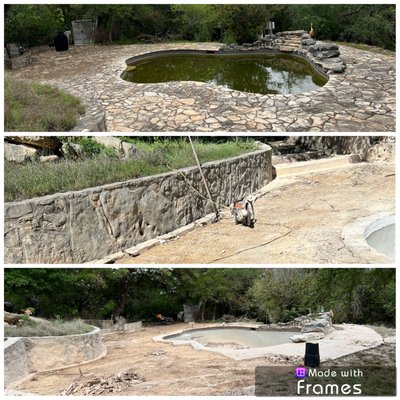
[{"left": 188, "top": 136, "right": 219, "bottom": 219}]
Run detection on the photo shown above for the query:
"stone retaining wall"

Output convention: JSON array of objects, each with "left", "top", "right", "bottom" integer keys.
[
  {"left": 4, "top": 327, "right": 106, "bottom": 387},
  {"left": 291, "top": 136, "right": 395, "bottom": 161},
  {"left": 5, "top": 143, "right": 272, "bottom": 263}
]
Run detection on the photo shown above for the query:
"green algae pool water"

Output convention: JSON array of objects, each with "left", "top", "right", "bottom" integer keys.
[{"left": 123, "top": 52, "right": 328, "bottom": 95}]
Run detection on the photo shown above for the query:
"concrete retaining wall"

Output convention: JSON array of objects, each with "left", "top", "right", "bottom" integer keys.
[
  {"left": 4, "top": 327, "right": 106, "bottom": 387},
  {"left": 4, "top": 338, "right": 29, "bottom": 386},
  {"left": 5, "top": 143, "right": 272, "bottom": 263}
]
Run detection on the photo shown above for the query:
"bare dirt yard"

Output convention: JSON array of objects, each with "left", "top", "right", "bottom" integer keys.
[
  {"left": 12, "top": 323, "right": 395, "bottom": 396},
  {"left": 119, "top": 161, "right": 395, "bottom": 264}
]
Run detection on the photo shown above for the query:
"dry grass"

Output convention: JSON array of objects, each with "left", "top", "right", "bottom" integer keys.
[
  {"left": 4, "top": 318, "right": 94, "bottom": 337},
  {"left": 336, "top": 41, "right": 394, "bottom": 55},
  {"left": 5, "top": 138, "right": 257, "bottom": 201},
  {"left": 4, "top": 73, "right": 85, "bottom": 131}
]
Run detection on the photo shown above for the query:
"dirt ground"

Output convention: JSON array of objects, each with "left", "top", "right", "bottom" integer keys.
[
  {"left": 119, "top": 161, "right": 395, "bottom": 264},
  {"left": 12, "top": 323, "right": 395, "bottom": 396}
]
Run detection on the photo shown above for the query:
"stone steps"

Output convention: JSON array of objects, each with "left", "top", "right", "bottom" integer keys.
[
  {"left": 279, "top": 45, "right": 298, "bottom": 53},
  {"left": 280, "top": 38, "right": 302, "bottom": 52}
]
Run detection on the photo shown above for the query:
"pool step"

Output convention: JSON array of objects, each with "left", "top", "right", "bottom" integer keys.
[
  {"left": 280, "top": 37, "right": 303, "bottom": 52},
  {"left": 273, "top": 154, "right": 362, "bottom": 177},
  {"left": 279, "top": 45, "right": 298, "bottom": 53}
]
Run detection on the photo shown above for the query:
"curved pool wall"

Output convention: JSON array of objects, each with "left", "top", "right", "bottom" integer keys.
[
  {"left": 164, "top": 327, "right": 299, "bottom": 348},
  {"left": 342, "top": 213, "right": 395, "bottom": 263},
  {"left": 4, "top": 326, "right": 106, "bottom": 387},
  {"left": 122, "top": 49, "right": 329, "bottom": 96}
]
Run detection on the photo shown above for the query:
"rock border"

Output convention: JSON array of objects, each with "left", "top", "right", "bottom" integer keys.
[{"left": 70, "top": 99, "right": 107, "bottom": 132}]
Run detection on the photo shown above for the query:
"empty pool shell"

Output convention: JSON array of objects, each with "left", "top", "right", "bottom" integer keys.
[
  {"left": 342, "top": 212, "right": 395, "bottom": 263},
  {"left": 154, "top": 323, "right": 383, "bottom": 361}
]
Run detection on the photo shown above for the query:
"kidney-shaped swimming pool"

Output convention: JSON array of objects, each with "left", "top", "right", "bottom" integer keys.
[{"left": 123, "top": 50, "right": 328, "bottom": 95}]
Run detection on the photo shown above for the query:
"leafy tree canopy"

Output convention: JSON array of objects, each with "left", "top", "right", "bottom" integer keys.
[
  {"left": 4, "top": 268, "right": 395, "bottom": 327},
  {"left": 4, "top": 4, "right": 395, "bottom": 49}
]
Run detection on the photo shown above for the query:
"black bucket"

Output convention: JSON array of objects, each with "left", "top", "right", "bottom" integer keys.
[
  {"left": 54, "top": 32, "right": 69, "bottom": 52},
  {"left": 304, "top": 342, "right": 320, "bottom": 367}
]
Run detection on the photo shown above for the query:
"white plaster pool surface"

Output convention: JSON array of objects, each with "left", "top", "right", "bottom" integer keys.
[
  {"left": 365, "top": 219, "right": 395, "bottom": 260},
  {"left": 165, "top": 328, "right": 298, "bottom": 348},
  {"left": 154, "top": 324, "right": 383, "bottom": 361},
  {"left": 342, "top": 212, "right": 395, "bottom": 263}
]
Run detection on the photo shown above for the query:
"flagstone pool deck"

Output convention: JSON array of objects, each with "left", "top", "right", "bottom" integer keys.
[{"left": 8, "top": 42, "right": 395, "bottom": 132}]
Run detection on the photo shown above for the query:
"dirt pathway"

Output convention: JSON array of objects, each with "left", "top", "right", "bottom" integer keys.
[{"left": 119, "top": 162, "right": 395, "bottom": 264}]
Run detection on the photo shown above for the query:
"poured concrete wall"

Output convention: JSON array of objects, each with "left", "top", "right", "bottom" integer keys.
[
  {"left": 23, "top": 327, "right": 105, "bottom": 372},
  {"left": 4, "top": 327, "right": 106, "bottom": 387},
  {"left": 5, "top": 144, "right": 272, "bottom": 264},
  {"left": 4, "top": 338, "right": 29, "bottom": 386}
]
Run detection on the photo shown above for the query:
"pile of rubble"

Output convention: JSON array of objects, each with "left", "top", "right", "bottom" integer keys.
[
  {"left": 4, "top": 136, "right": 137, "bottom": 164},
  {"left": 264, "top": 354, "right": 303, "bottom": 364},
  {"left": 290, "top": 311, "right": 334, "bottom": 343},
  {"left": 61, "top": 370, "right": 145, "bottom": 396}
]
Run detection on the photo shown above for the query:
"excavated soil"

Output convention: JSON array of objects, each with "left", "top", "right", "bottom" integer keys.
[
  {"left": 119, "top": 162, "right": 395, "bottom": 264},
  {"left": 12, "top": 324, "right": 395, "bottom": 396}
]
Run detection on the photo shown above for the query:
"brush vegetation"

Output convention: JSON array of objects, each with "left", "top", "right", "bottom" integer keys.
[
  {"left": 4, "top": 318, "right": 93, "bottom": 337},
  {"left": 5, "top": 138, "right": 257, "bottom": 202},
  {"left": 5, "top": 74, "right": 84, "bottom": 132}
]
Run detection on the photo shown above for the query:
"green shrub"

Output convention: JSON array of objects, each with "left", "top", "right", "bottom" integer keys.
[{"left": 69, "top": 137, "right": 116, "bottom": 158}]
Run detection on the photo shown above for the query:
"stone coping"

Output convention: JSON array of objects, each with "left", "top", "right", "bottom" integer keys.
[
  {"left": 154, "top": 323, "right": 383, "bottom": 361},
  {"left": 8, "top": 42, "right": 395, "bottom": 132}
]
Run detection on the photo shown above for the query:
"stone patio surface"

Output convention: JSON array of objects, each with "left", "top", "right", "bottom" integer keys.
[{"left": 8, "top": 43, "right": 395, "bottom": 132}]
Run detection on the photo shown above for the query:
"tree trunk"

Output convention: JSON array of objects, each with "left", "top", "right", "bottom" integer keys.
[
  {"left": 108, "top": 14, "right": 114, "bottom": 43},
  {"left": 201, "top": 299, "right": 207, "bottom": 321},
  {"left": 112, "top": 270, "right": 134, "bottom": 317}
]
